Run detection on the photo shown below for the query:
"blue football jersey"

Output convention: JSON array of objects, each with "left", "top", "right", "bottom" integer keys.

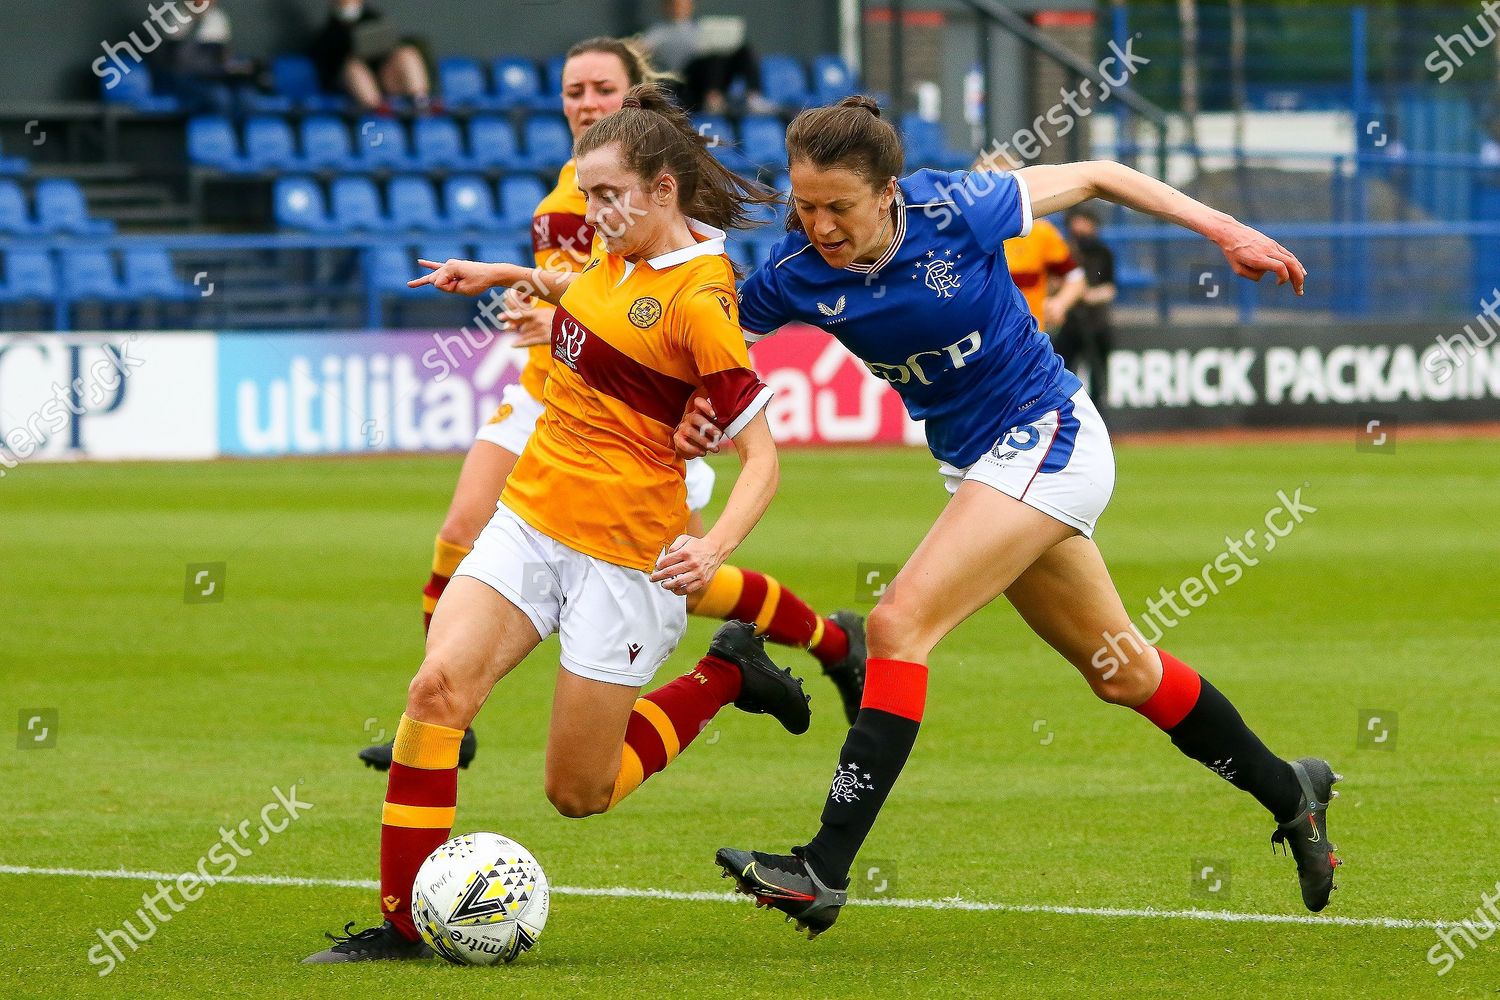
[{"left": 739, "top": 168, "right": 1082, "bottom": 468}]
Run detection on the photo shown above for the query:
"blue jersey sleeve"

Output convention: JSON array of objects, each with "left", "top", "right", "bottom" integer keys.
[
  {"left": 946, "top": 169, "right": 1034, "bottom": 255},
  {"left": 735, "top": 253, "right": 792, "bottom": 341}
]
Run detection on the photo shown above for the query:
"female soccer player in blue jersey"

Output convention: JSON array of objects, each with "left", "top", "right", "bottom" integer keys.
[{"left": 690, "top": 97, "right": 1340, "bottom": 936}]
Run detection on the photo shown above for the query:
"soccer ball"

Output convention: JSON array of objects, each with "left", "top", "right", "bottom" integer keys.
[{"left": 411, "top": 832, "right": 550, "bottom": 965}]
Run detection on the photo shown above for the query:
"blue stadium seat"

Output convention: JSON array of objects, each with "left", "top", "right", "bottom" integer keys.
[
  {"left": 187, "top": 116, "right": 243, "bottom": 170},
  {"left": 0, "top": 249, "right": 56, "bottom": 301},
  {"left": 420, "top": 240, "right": 472, "bottom": 266},
  {"left": 367, "top": 245, "right": 423, "bottom": 294},
  {"left": 900, "top": 114, "right": 973, "bottom": 170},
  {"left": 491, "top": 57, "right": 546, "bottom": 110},
  {"left": 499, "top": 175, "right": 548, "bottom": 228},
  {"left": 0, "top": 180, "right": 35, "bottom": 234},
  {"left": 739, "top": 116, "right": 788, "bottom": 170},
  {"left": 387, "top": 176, "right": 443, "bottom": 231},
  {"left": 271, "top": 54, "right": 344, "bottom": 111},
  {"left": 331, "top": 175, "right": 389, "bottom": 231},
  {"left": 0, "top": 136, "right": 28, "bottom": 175},
  {"left": 467, "top": 116, "right": 522, "bottom": 170},
  {"left": 354, "top": 116, "right": 413, "bottom": 170},
  {"left": 443, "top": 176, "right": 503, "bottom": 230},
  {"left": 35, "top": 179, "right": 113, "bottom": 235},
  {"left": 760, "top": 55, "right": 811, "bottom": 109},
  {"left": 236, "top": 83, "right": 295, "bottom": 114},
  {"left": 99, "top": 59, "right": 180, "bottom": 112},
  {"left": 543, "top": 55, "right": 567, "bottom": 103},
  {"left": 474, "top": 239, "right": 531, "bottom": 264},
  {"left": 726, "top": 236, "right": 758, "bottom": 273},
  {"left": 60, "top": 249, "right": 127, "bottom": 300},
  {"left": 520, "top": 116, "right": 572, "bottom": 172},
  {"left": 121, "top": 247, "right": 191, "bottom": 299},
  {"left": 273, "top": 177, "right": 335, "bottom": 231},
  {"left": 413, "top": 117, "right": 468, "bottom": 170},
  {"left": 693, "top": 114, "right": 736, "bottom": 150},
  {"left": 242, "top": 116, "right": 299, "bottom": 172},
  {"left": 300, "top": 116, "right": 357, "bottom": 171},
  {"left": 438, "top": 57, "right": 494, "bottom": 110},
  {"left": 811, "top": 55, "right": 857, "bottom": 104}
]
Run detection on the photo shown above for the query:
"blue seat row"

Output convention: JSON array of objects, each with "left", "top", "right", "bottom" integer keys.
[
  {"left": 0, "top": 179, "right": 113, "bottom": 236},
  {"left": 274, "top": 174, "right": 549, "bottom": 233},
  {"left": 189, "top": 114, "right": 571, "bottom": 174},
  {"left": 367, "top": 239, "right": 532, "bottom": 295},
  {"left": 103, "top": 51, "right": 860, "bottom": 115},
  {"left": 0, "top": 247, "right": 192, "bottom": 302}
]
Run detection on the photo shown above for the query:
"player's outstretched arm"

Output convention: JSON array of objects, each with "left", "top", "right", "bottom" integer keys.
[
  {"left": 652, "top": 409, "right": 778, "bottom": 596},
  {"left": 1016, "top": 161, "right": 1306, "bottom": 294},
  {"left": 407, "top": 258, "right": 582, "bottom": 305}
]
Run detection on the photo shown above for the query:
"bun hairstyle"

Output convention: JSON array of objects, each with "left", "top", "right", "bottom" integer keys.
[
  {"left": 575, "top": 82, "right": 779, "bottom": 238},
  {"left": 783, "top": 95, "right": 905, "bottom": 233},
  {"left": 565, "top": 36, "right": 665, "bottom": 88}
]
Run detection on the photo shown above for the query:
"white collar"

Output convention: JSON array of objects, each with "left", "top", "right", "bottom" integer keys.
[
  {"left": 646, "top": 219, "right": 727, "bottom": 269},
  {"left": 846, "top": 190, "right": 906, "bottom": 275}
]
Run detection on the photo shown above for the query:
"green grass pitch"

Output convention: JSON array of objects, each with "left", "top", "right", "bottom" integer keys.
[{"left": 3, "top": 438, "right": 1498, "bottom": 998}]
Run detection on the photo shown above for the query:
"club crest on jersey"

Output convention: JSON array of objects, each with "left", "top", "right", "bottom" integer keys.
[
  {"left": 629, "top": 296, "right": 663, "bottom": 328},
  {"left": 816, "top": 295, "right": 846, "bottom": 317},
  {"left": 912, "top": 250, "right": 963, "bottom": 299},
  {"left": 555, "top": 315, "right": 587, "bottom": 370}
]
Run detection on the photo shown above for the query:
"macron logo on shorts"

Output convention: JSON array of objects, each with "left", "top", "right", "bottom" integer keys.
[{"left": 628, "top": 642, "right": 643, "bottom": 663}]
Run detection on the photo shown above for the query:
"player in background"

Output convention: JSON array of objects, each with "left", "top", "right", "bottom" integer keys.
[
  {"left": 361, "top": 38, "right": 867, "bottom": 773},
  {"left": 307, "top": 85, "right": 807, "bottom": 962},
  {"left": 975, "top": 151, "right": 1086, "bottom": 332},
  {"left": 685, "top": 97, "right": 1340, "bottom": 936}
]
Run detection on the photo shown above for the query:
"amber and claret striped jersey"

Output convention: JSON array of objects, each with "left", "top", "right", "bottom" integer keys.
[
  {"left": 521, "top": 159, "right": 595, "bottom": 401},
  {"left": 1004, "top": 217, "right": 1079, "bottom": 329},
  {"left": 502, "top": 221, "right": 773, "bottom": 572}
]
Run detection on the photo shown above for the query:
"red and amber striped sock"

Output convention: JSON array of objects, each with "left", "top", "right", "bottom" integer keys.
[
  {"left": 608, "top": 655, "right": 742, "bottom": 809},
  {"left": 380, "top": 714, "right": 463, "bottom": 940},
  {"left": 803, "top": 658, "right": 929, "bottom": 886},
  {"left": 694, "top": 565, "right": 849, "bottom": 668},
  {"left": 422, "top": 537, "right": 472, "bottom": 634}
]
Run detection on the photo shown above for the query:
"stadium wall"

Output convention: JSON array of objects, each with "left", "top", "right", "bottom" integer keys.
[{"left": 1, "top": 322, "right": 1496, "bottom": 467}]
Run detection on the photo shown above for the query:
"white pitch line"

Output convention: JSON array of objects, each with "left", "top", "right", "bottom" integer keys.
[{"left": 0, "top": 863, "right": 1463, "bottom": 932}]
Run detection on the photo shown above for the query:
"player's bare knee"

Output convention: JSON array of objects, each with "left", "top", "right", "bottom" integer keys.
[
  {"left": 866, "top": 600, "right": 934, "bottom": 661},
  {"left": 406, "top": 663, "right": 470, "bottom": 728},
  {"left": 544, "top": 779, "right": 610, "bottom": 819},
  {"left": 1090, "top": 652, "right": 1160, "bottom": 707}
]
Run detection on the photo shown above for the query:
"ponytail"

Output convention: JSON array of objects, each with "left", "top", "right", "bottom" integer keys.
[{"left": 576, "top": 82, "right": 778, "bottom": 236}]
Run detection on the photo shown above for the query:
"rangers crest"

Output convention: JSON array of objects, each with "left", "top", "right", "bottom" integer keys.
[
  {"left": 828, "top": 762, "right": 874, "bottom": 804},
  {"left": 912, "top": 250, "right": 964, "bottom": 299}
]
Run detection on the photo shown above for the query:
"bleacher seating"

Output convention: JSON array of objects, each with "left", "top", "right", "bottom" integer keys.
[
  {"left": 442, "top": 176, "right": 503, "bottom": 230},
  {"left": 387, "top": 175, "right": 443, "bottom": 231},
  {"left": 413, "top": 117, "right": 469, "bottom": 170},
  {"left": 99, "top": 59, "right": 180, "bottom": 113},
  {"left": 0, "top": 249, "right": 56, "bottom": 301},
  {"left": 242, "top": 116, "right": 299, "bottom": 172},
  {"left": 120, "top": 247, "right": 193, "bottom": 299},
  {"left": 300, "top": 116, "right": 358, "bottom": 171},
  {"left": 270, "top": 55, "right": 344, "bottom": 112},
  {"left": 811, "top": 55, "right": 857, "bottom": 105},
  {"left": 273, "top": 176, "right": 336, "bottom": 231},
  {"left": 900, "top": 114, "right": 973, "bottom": 171},
  {"left": 438, "top": 57, "right": 494, "bottom": 110},
  {"left": 490, "top": 57, "right": 551, "bottom": 111},
  {"left": 518, "top": 116, "right": 572, "bottom": 173},
  {"left": 760, "top": 55, "right": 811, "bottom": 110},
  {"left": 330, "top": 175, "right": 388, "bottom": 231},
  {"left": 468, "top": 116, "right": 522, "bottom": 170},
  {"left": 499, "top": 175, "right": 547, "bottom": 229},
  {"left": 60, "top": 249, "right": 127, "bottom": 301}
]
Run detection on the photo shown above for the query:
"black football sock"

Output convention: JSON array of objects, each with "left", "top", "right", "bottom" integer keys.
[
  {"left": 1136, "top": 649, "right": 1302, "bottom": 822},
  {"left": 801, "top": 658, "right": 927, "bottom": 888}
]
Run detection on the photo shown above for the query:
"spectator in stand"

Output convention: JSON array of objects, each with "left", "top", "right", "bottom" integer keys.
[
  {"left": 154, "top": 0, "right": 263, "bottom": 112},
  {"left": 638, "top": 0, "right": 774, "bottom": 114},
  {"left": 311, "top": 0, "right": 433, "bottom": 112},
  {"left": 1057, "top": 206, "right": 1118, "bottom": 418}
]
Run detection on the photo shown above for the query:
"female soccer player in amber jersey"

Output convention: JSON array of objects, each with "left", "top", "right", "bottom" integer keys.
[
  {"left": 305, "top": 85, "right": 814, "bottom": 963},
  {"left": 380, "top": 39, "right": 864, "bottom": 778},
  {"left": 687, "top": 98, "right": 1341, "bottom": 936}
]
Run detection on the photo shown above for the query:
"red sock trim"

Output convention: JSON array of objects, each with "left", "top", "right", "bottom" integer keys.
[
  {"left": 763, "top": 588, "right": 817, "bottom": 648},
  {"left": 422, "top": 572, "right": 451, "bottom": 602},
  {"left": 860, "top": 658, "right": 928, "bottom": 721},
  {"left": 622, "top": 708, "right": 670, "bottom": 775},
  {"left": 386, "top": 761, "right": 457, "bottom": 808},
  {"left": 810, "top": 617, "right": 849, "bottom": 666},
  {"left": 1134, "top": 648, "right": 1202, "bottom": 730},
  {"left": 728, "top": 571, "right": 769, "bottom": 623}
]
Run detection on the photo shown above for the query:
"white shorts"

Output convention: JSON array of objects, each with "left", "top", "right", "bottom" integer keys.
[
  {"left": 474, "top": 383, "right": 543, "bottom": 455},
  {"left": 684, "top": 458, "right": 716, "bottom": 513},
  {"left": 938, "top": 388, "right": 1115, "bottom": 537},
  {"left": 476, "top": 384, "right": 716, "bottom": 515},
  {"left": 453, "top": 506, "right": 687, "bottom": 687}
]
